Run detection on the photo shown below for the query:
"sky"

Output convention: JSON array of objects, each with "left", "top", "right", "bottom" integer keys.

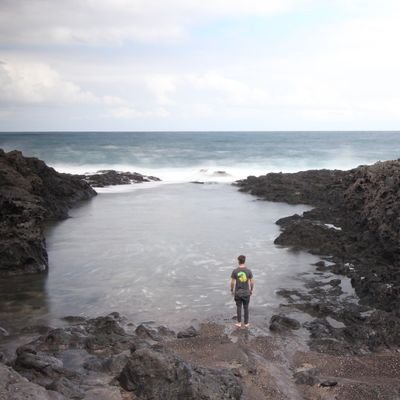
[{"left": 1, "top": 0, "right": 400, "bottom": 131}]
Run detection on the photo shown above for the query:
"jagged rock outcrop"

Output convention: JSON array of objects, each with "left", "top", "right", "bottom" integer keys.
[
  {"left": 236, "top": 169, "right": 347, "bottom": 206},
  {"left": 0, "top": 149, "right": 96, "bottom": 276}
]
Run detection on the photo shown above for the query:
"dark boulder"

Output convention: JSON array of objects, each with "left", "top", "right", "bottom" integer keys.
[
  {"left": 0, "top": 363, "right": 66, "bottom": 400},
  {"left": 100, "top": 352, "right": 130, "bottom": 375},
  {"left": 135, "top": 323, "right": 175, "bottom": 342},
  {"left": 177, "top": 326, "right": 199, "bottom": 339},
  {"left": 83, "top": 314, "right": 134, "bottom": 354},
  {"left": 269, "top": 315, "right": 301, "bottom": 332},
  {"left": 15, "top": 351, "right": 63, "bottom": 373},
  {"left": 119, "top": 345, "right": 242, "bottom": 399}
]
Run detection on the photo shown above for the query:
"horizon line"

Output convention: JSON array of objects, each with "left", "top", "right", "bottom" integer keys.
[{"left": 1, "top": 130, "right": 400, "bottom": 134}]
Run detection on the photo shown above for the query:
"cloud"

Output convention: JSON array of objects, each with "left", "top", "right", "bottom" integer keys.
[
  {"left": 0, "top": 0, "right": 300, "bottom": 45},
  {"left": 280, "top": 10, "right": 400, "bottom": 122},
  {"left": 144, "top": 74, "right": 178, "bottom": 106},
  {"left": 0, "top": 61, "right": 97, "bottom": 104},
  {"left": 109, "top": 106, "right": 169, "bottom": 119},
  {"left": 1, "top": 1, "right": 400, "bottom": 129},
  {"left": 0, "top": 0, "right": 183, "bottom": 45},
  {"left": 0, "top": 60, "right": 170, "bottom": 121},
  {"left": 187, "top": 71, "right": 269, "bottom": 106}
]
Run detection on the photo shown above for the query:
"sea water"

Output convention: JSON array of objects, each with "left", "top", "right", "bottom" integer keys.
[
  {"left": 0, "top": 131, "right": 399, "bottom": 329},
  {"left": 1, "top": 131, "right": 400, "bottom": 182}
]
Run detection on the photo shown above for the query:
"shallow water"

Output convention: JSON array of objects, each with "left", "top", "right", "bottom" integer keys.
[{"left": 0, "top": 183, "right": 323, "bottom": 330}]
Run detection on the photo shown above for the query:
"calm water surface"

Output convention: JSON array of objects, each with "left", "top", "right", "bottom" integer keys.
[{"left": 0, "top": 183, "right": 321, "bottom": 330}]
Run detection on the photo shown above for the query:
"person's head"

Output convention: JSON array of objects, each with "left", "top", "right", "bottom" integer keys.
[{"left": 238, "top": 255, "right": 246, "bottom": 265}]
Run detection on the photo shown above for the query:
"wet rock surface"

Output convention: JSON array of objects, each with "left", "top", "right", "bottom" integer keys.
[
  {"left": 0, "top": 362, "right": 67, "bottom": 400},
  {"left": 1, "top": 313, "right": 400, "bottom": 400},
  {"left": 0, "top": 314, "right": 244, "bottom": 400},
  {"left": 177, "top": 326, "right": 199, "bottom": 338},
  {"left": 119, "top": 345, "right": 242, "bottom": 399},
  {"left": 0, "top": 149, "right": 96, "bottom": 276},
  {"left": 79, "top": 170, "right": 161, "bottom": 187},
  {"left": 236, "top": 160, "right": 400, "bottom": 353},
  {"left": 269, "top": 315, "right": 301, "bottom": 332}
]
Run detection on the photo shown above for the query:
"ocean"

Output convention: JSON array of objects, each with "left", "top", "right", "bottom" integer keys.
[
  {"left": 0, "top": 131, "right": 399, "bottom": 330},
  {"left": 1, "top": 131, "right": 400, "bottom": 182}
]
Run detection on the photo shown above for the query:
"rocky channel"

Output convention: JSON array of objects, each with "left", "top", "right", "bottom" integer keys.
[{"left": 2, "top": 151, "right": 400, "bottom": 399}]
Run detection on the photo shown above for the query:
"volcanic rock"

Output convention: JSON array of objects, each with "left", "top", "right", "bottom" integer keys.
[
  {"left": 0, "top": 363, "right": 66, "bottom": 400},
  {"left": 118, "top": 345, "right": 242, "bottom": 399},
  {"left": 236, "top": 160, "right": 400, "bottom": 314},
  {"left": 177, "top": 326, "right": 199, "bottom": 339},
  {"left": 80, "top": 170, "right": 161, "bottom": 187},
  {"left": 269, "top": 315, "right": 301, "bottom": 332},
  {"left": 0, "top": 149, "right": 96, "bottom": 276}
]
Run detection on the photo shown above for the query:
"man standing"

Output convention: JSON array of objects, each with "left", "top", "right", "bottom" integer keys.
[{"left": 230, "top": 255, "right": 254, "bottom": 328}]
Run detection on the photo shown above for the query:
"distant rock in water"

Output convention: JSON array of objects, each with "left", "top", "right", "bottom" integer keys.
[
  {"left": 80, "top": 170, "right": 161, "bottom": 187},
  {"left": 212, "top": 170, "right": 231, "bottom": 177},
  {"left": 198, "top": 169, "right": 232, "bottom": 178},
  {"left": 0, "top": 149, "right": 96, "bottom": 276}
]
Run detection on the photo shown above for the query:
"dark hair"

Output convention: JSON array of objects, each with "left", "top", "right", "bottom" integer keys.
[{"left": 238, "top": 255, "right": 246, "bottom": 265}]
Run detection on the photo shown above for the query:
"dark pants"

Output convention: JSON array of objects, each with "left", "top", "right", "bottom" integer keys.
[{"left": 235, "top": 294, "right": 250, "bottom": 324}]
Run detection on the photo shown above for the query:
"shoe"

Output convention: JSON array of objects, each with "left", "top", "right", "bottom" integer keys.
[
  {"left": 235, "top": 322, "right": 242, "bottom": 328},
  {"left": 244, "top": 323, "right": 250, "bottom": 328}
]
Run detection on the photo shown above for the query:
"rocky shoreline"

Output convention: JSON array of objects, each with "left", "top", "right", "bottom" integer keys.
[
  {"left": 1, "top": 312, "right": 400, "bottom": 399},
  {"left": 0, "top": 313, "right": 242, "bottom": 400},
  {"left": 236, "top": 162, "right": 400, "bottom": 311},
  {"left": 0, "top": 149, "right": 97, "bottom": 276},
  {"left": 236, "top": 161, "right": 400, "bottom": 355},
  {"left": 0, "top": 149, "right": 163, "bottom": 277},
  {"left": 2, "top": 152, "right": 400, "bottom": 399}
]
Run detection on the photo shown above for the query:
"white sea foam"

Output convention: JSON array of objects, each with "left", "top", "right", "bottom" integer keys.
[
  {"left": 51, "top": 162, "right": 292, "bottom": 185},
  {"left": 95, "top": 183, "right": 164, "bottom": 194},
  {"left": 49, "top": 143, "right": 375, "bottom": 191}
]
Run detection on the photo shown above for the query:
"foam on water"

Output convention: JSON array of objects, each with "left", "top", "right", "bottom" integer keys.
[
  {"left": 52, "top": 162, "right": 273, "bottom": 184},
  {"left": 2, "top": 131, "right": 400, "bottom": 186}
]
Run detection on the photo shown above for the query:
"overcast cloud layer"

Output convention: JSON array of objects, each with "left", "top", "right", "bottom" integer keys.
[{"left": 1, "top": 0, "right": 400, "bottom": 130}]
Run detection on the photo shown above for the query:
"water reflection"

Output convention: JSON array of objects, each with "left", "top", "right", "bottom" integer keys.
[{"left": 0, "top": 272, "right": 49, "bottom": 331}]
